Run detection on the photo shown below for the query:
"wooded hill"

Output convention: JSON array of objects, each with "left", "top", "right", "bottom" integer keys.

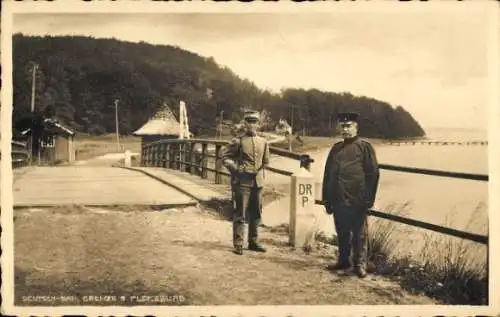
[{"left": 12, "top": 34, "right": 425, "bottom": 139}]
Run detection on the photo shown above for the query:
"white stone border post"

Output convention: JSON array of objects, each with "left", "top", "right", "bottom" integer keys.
[
  {"left": 289, "top": 156, "right": 316, "bottom": 248},
  {"left": 124, "top": 150, "right": 132, "bottom": 167}
]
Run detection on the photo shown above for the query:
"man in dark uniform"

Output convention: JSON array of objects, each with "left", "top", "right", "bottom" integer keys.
[
  {"left": 322, "top": 111, "right": 380, "bottom": 278},
  {"left": 221, "top": 110, "right": 270, "bottom": 255}
]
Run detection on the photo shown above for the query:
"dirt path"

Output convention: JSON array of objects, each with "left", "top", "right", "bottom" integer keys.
[{"left": 14, "top": 205, "right": 436, "bottom": 306}]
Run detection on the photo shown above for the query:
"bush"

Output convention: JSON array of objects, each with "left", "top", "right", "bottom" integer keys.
[{"left": 367, "top": 202, "right": 413, "bottom": 273}]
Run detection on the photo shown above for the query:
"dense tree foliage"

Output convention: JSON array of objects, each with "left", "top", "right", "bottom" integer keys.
[{"left": 12, "top": 34, "right": 425, "bottom": 139}]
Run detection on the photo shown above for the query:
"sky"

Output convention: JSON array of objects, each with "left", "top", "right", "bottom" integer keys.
[{"left": 11, "top": 7, "right": 494, "bottom": 131}]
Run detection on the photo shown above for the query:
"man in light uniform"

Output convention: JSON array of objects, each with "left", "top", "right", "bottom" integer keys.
[
  {"left": 221, "top": 110, "right": 270, "bottom": 255},
  {"left": 229, "top": 121, "right": 246, "bottom": 210},
  {"left": 322, "top": 111, "right": 380, "bottom": 278}
]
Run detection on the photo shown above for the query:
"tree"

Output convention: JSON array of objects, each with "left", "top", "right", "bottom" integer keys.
[{"left": 12, "top": 34, "right": 426, "bottom": 139}]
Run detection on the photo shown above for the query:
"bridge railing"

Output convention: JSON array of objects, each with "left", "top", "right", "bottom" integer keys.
[
  {"left": 0, "top": 141, "right": 30, "bottom": 169},
  {"left": 140, "top": 138, "right": 488, "bottom": 246},
  {"left": 140, "top": 138, "right": 313, "bottom": 184},
  {"left": 320, "top": 162, "right": 488, "bottom": 245}
]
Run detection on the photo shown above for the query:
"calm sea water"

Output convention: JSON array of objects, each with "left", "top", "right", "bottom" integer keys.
[{"left": 425, "top": 127, "right": 488, "bottom": 142}]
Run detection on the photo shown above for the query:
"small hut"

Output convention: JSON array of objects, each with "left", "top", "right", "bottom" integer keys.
[
  {"left": 133, "top": 103, "right": 191, "bottom": 149},
  {"left": 21, "top": 118, "right": 76, "bottom": 165}
]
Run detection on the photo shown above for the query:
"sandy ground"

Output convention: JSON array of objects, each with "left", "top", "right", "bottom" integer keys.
[{"left": 14, "top": 205, "right": 437, "bottom": 306}]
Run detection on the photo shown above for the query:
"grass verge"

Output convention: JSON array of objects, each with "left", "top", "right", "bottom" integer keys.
[
  {"left": 296, "top": 201, "right": 488, "bottom": 305},
  {"left": 366, "top": 202, "right": 488, "bottom": 305},
  {"left": 74, "top": 133, "right": 141, "bottom": 161}
]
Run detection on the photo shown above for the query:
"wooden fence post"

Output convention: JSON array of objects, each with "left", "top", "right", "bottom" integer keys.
[
  {"left": 189, "top": 143, "right": 196, "bottom": 175},
  {"left": 150, "top": 146, "right": 155, "bottom": 167},
  {"left": 165, "top": 144, "right": 170, "bottom": 168},
  {"left": 158, "top": 143, "right": 165, "bottom": 167},
  {"left": 185, "top": 142, "right": 190, "bottom": 173},
  {"left": 154, "top": 144, "right": 159, "bottom": 166},
  {"left": 154, "top": 144, "right": 159, "bottom": 167},
  {"left": 170, "top": 145, "right": 176, "bottom": 169},
  {"left": 176, "top": 144, "right": 182, "bottom": 171},
  {"left": 215, "top": 144, "right": 222, "bottom": 184},
  {"left": 152, "top": 144, "right": 156, "bottom": 167},
  {"left": 201, "top": 143, "right": 208, "bottom": 179},
  {"left": 150, "top": 144, "right": 155, "bottom": 167},
  {"left": 172, "top": 144, "right": 176, "bottom": 170},
  {"left": 146, "top": 146, "right": 151, "bottom": 167},
  {"left": 182, "top": 142, "right": 188, "bottom": 172},
  {"left": 177, "top": 143, "right": 182, "bottom": 171},
  {"left": 159, "top": 143, "right": 165, "bottom": 167}
]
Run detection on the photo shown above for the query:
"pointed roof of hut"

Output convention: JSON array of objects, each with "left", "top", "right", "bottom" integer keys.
[
  {"left": 133, "top": 102, "right": 181, "bottom": 136},
  {"left": 20, "top": 117, "right": 75, "bottom": 136}
]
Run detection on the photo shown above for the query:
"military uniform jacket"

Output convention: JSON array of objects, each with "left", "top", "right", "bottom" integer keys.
[
  {"left": 221, "top": 133, "right": 270, "bottom": 188},
  {"left": 322, "top": 137, "right": 380, "bottom": 209}
]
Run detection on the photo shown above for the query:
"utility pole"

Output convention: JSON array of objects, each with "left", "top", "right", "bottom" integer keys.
[
  {"left": 30, "top": 63, "right": 38, "bottom": 112},
  {"left": 114, "top": 99, "right": 120, "bottom": 151},
  {"left": 217, "top": 110, "right": 224, "bottom": 139},
  {"left": 29, "top": 63, "right": 38, "bottom": 164}
]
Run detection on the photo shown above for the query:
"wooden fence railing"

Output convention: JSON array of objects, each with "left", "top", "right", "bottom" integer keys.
[
  {"left": 140, "top": 138, "right": 313, "bottom": 182},
  {"left": 140, "top": 138, "right": 488, "bottom": 246},
  {"left": 0, "top": 141, "right": 30, "bottom": 169}
]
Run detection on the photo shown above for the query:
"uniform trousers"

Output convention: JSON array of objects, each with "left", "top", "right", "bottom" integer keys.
[
  {"left": 232, "top": 182, "right": 263, "bottom": 248},
  {"left": 332, "top": 205, "right": 369, "bottom": 268}
]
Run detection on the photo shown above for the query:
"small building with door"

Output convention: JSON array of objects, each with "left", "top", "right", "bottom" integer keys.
[{"left": 21, "top": 118, "right": 76, "bottom": 165}]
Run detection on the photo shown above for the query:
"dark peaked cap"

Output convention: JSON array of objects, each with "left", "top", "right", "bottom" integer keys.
[{"left": 337, "top": 111, "right": 360, "bottom": 123}]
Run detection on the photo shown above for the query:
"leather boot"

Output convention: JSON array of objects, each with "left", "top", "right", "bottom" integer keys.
[
  {"left": 327, "top": 261, "right": 352, "bottom": 271},
  {"left": 354, "top": 266, "right": 367, "bottom": 278},
  {"left": 233, "top": 246, "right": 243, "bottom": 255},
  {"left": 248, "top": 243, "right": 266, "bottom": 252}
]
